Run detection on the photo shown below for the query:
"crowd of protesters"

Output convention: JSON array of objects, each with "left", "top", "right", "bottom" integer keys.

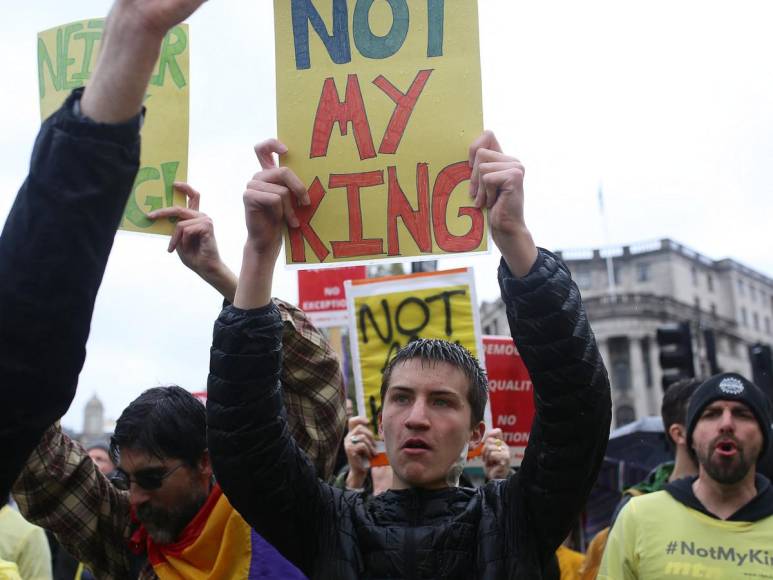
[{"left": 0, "top": 0, "right": 771, "bottom": 579}]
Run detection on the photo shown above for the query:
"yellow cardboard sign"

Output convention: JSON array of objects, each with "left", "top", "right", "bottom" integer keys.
[
  {"left": 37, "top": 19, "right": 190, "bottom": 236},
  {"left": 274, "top": 0, "right": 486, "bottom": 265},
  {"left": 345, "top": 268, "right": 487, "bottom": 435}
]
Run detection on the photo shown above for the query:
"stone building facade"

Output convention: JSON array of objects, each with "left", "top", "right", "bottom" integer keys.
[{"left": 480, "top": 239, "right": 773, "bottom": 427}]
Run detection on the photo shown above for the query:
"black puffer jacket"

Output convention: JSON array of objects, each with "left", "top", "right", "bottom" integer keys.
[
  {"left": 207, "top": 250, "right": 611, "bottom": 579},
  {"left": 0, "top": 89, "right": 140, "bottom": 500}
]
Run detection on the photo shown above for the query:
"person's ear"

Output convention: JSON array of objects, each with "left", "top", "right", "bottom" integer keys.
[
  {"left": 378, "top": 412, "right": 384, "bottom": 439},
  {"left": 669, "top": 423, "right": 687, "bottom": 447},
  {"left": 199, "top": 449, "right": 213, "bottom": 478},
  {"left": 470, "top": 421, "right": 486, "bottom": 447}
]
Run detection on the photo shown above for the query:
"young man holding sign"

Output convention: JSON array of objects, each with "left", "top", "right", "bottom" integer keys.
[{"left": 207, "top": 132, "right": 612, "bottom": 578}]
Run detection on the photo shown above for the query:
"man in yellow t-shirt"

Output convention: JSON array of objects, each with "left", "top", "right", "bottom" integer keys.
[{"left": 599, "top": 373, "right": 773, "bottom": 579}]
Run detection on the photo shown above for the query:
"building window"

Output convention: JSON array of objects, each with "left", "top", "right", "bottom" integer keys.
[
  {"left": 616, "top": 404, "right": 637, "bottom": 428},
  {"left": 754, "top": 312, "right": 760, "bottom": 331},
  {"left": 483, "top": 320, "right": 499, "bottom": 335},
  {"left": 741, "top": 307, "right": 748, "bottom": 326},
  {"left": 766, "top": 317, "right": 771, "bottom": 335},
  {"left": 710, "top": 303, "right": 717, "bottom": 318},
  {"left": 707, "top": 274, "right": 714, "bottom": 292},
  {"left": 637, "top": 263, "right": 650, "bottom": 282},
  {"left": 738, "top": 279, "right": 745, "bottom": 295},
  {"left": 694, "top": 297, "right": 701, "bottom": 312},
  {"left": 613, "top": 264, "right": 623, "bottom": 286},
  {"left": 608, "top": 337, "right": 631, "bottom": 393},
  {"left": 691, "top": 266, "right": 698, "bottom": 286},
  {"left": 751, "top": 286, "right": 757, "bottom": 303}
]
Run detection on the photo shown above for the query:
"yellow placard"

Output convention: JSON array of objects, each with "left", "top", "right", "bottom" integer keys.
[
  {"left": 37, "top": 19, "right": 190, "bottom": 236},
  {"left": 346, "top": 268, "right": 484, "bottom": 434},
  {"left": 274, "top": 0, "right": 486, "bottom": 265}
]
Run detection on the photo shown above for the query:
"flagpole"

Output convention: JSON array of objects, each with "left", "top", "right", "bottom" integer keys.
[{"left": 598, "top": 182, "right": 616, "bottom": 296}]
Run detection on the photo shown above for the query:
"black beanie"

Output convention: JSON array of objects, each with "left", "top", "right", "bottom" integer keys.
[{"left": 686, "top": 373, "right": 771, "bottom": 457}]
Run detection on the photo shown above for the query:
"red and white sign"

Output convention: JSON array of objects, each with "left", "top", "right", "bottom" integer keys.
[
  {"left": 298, "top": 266, "right": 367, "bottom": 327},
  {"left": 483, "top": 335, "right": 535, "bottom": 466}
]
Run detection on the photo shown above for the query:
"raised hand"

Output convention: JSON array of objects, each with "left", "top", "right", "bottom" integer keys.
[
  {"left": 469, "top": 131, "right": 538, "bottom": 277},
  {"left": 81, "top": 0, "right": 208, "bottom": 123},
  {"left": 243, "top": 139, "right": 310, "bottom": 257},
  {"left": 147, "top": 183, "right": 237, "bottom": 302},
  {"left": 233, "top": 140, "right": 310, "bottom": 310},
  {"left": 344, "top": 416, "right": 378, "bottom": 490},
  {"left": 481, "top": 428, "right": 512, "bottom": 480},
  {"left": 112, "top": 0, "right": 208, "bottom": 38}
]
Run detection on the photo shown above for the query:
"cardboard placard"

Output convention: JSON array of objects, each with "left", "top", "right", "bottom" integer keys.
[
  {"left": 298, "top": 265, "right": 367, "bottom": 327},
  {"left": 274, "top": 0, "right": 486, "bottom": 266},
  {"left": 483, "top": 335, "right": 535, "bottom": 466},
  {"left": 37, "top": 19, "right": 190, "bottom": 236},
  {"left": 346, "top": 267, "right": 489, "bottom": 461}
]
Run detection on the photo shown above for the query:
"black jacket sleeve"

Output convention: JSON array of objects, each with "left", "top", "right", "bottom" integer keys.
[
  {"left": 207, "top": 303, "right": 333, "bottom": 576},
  {"left": 500, "top": 250, "right": 611, "bottom": 566},
  {"left": 0, "top": 89, "right": 141, "bottom": 499}
]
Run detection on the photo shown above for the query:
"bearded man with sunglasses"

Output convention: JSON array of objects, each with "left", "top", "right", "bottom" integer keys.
[{"left": 14, "top": 366, "right": 342, "bottom": 579}]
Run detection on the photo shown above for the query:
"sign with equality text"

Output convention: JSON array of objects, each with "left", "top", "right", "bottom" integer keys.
[
  {"left": 37, "top": 19, "right": 190, "bottom": 236},
  {"left": 346, "top": 267, "right": 487, "bottom": 436},
  {"left": 483, "top": 335, "right": 535, "bottom": 466},
  {"left": 274, "top": 0, "right": 486, "bottom": 265},
  {"left": 298, "top": 265, "right": 367, "bottom": 327}
]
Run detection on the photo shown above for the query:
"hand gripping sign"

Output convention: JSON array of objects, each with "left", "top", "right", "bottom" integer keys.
[
  {"left": 37, "top": 19, "right": 190, "bottom": 236},
  {"left": 345, "top": 267, "right": 490, "bottom": 465},
  {"left": 274, "top": 0, "right": 486, "bottom": 266}
]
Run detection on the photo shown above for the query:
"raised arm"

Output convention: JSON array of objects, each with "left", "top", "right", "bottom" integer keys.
[
  {"left": 470, "top": 131, "right": 612, "bottom": 562},
  {"left": 0, "top": 0, "right": 207, "bottom": 500},
  {"left": 207, "top": 140, "right": 342, "bottom": 574},
  {"left": 151, "top": 183, "right": 345, "bottom": 479}
]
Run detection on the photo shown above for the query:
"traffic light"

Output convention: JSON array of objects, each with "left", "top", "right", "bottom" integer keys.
[
  {"left": 749, "top": 343, "right": 773, "bottom": 400},
  {"left": 656, "top": 322, "right": 696, "bottom": 390}
]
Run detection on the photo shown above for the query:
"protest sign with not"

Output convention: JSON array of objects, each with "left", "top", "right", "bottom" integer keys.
[
  {"left": 346, "top": 268, "right": 488, "bottom": 442},
  {"left": 37, "top": 19, "right": 190, "bottom": 236},
  {"left": 274, "top": 0, "right": 486, "bottom": 266},
  {"left": 298, "top": 265, "right": 367, "bottom": 327},
  {"left": 483, "top": 335, "right": 534, "bottom": 466}
]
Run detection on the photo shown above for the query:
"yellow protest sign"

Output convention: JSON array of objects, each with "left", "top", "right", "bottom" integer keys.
[
  {"left": 274, "top": 0, "right": 486, "bottom": 265},
  {"left": 345, "top": 267, "right": 488, "bottom": 437},
  {"left": 37, "top": 19, "right": 190, "bottom": 236}
]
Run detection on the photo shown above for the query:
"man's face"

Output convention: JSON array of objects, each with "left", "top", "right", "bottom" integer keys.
[
  {"left": 87, "top": 448, "right": 115, "bottom": 476},
  {"left": 118, "top": 448, "right": 211, "bottom": 544},
  {"left": 379, "top": 359, "right": 485, "bottom": 490},
  {"left": 692, "top": 400, "right": 763, "bottom": 485}
]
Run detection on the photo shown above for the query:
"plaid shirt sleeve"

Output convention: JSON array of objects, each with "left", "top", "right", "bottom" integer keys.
[
  {"left": 274, "top": 298, "right": 346, "bottom": 480},
  {"left": 12, "top": 424, "right": 136, "bottom": 579}
]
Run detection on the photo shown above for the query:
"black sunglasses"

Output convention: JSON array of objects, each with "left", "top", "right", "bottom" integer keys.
[{"left": 109, "top": 462, "right": 184, "bottom": 491}]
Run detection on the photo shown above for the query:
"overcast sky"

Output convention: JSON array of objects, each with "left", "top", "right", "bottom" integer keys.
[{"left": 2, "top": 1, "right": 771, "bottom": 431}]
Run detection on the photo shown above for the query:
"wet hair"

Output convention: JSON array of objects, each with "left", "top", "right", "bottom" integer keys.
[
  {"left": 110, "top": 386, "right": 206, "bottom": 467},
  {"left": 380, "top": 339, "right": 488, "bottom": 426},
  {"left": 661, "top": 377, "right": 703, "bottom": 450}
]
